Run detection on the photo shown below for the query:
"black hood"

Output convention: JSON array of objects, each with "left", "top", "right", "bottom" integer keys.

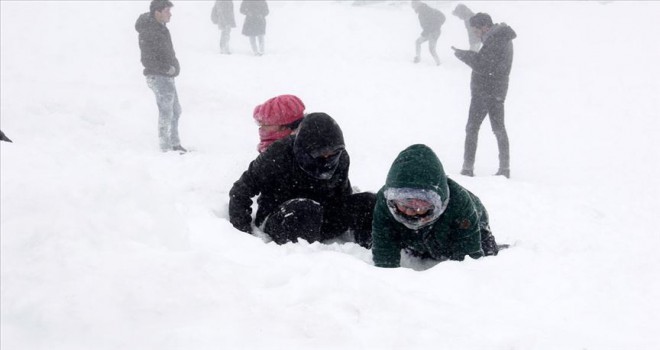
[
  {"left": 293, "top": 113, "right": 345, "bottom": 179},
  {"left": 135, "top": 12, "right": 160, "bottom": 34},
  {"left": 294, "top": 113, "right": 344, "bottom": 156},
  {"left": 483, "top": 23, "right": 517, "bottom": 44}
]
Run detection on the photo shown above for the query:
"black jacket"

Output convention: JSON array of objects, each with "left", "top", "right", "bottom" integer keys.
[
  {"left": 135, "top": 12, "right": 180, "bottom": 77},
  {"left": 229, "top": 137, "right": 352, "bottom": 233},
  {"left": 455, "top": 24, "right": 516, "bottom": 99},
  {"left": 240, "top": 0, "right": 269, "bottom": 36}
]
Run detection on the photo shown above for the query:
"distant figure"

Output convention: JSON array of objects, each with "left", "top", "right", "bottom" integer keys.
[
  {"left": 372, "top": 144, "right": 500, "bottom": 268},
  {"left": 240, "top": 0, "right": 269, "bottom": 56},
  {"left": 411, "top": 0, "right": 445, "bottom": 66},
  {"left": 0, "top": 130, "right": 12, "bottom": 143},
  {"left": 229, "top": 113, "right": 376, "bottom": 247},
  {"left": 452, "top": 13, "right": 516, "bottom": 178},
  {"left": 211, "top": 0, "right": 236, "bottom": 54},
  {"left": 452, "top": 3, "right": 480, "bottom": 52},
  {"left": 253, "top": 94, "right": 306, "bottom": 153},
  {"left": 135, "top": 0, "right": 187, "bottom": 153}
]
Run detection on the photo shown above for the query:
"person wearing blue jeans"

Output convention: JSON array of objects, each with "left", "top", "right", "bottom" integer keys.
[
  {"left": 136, "top": 0, "right": 187, "bottom": 153},
  {"left": 146, "top": 75, "right": 182, "bottom": 152}
]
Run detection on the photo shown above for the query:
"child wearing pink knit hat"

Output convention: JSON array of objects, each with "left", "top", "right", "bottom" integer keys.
[{"left": 253, "top": 94, "right": 305, "bottom": 153}]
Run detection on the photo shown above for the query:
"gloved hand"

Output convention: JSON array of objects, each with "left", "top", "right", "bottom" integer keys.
[
  {"left": 451, "top": 47, "right": 463, "bottom": 58},
  {"left": 166, "top": 66, "right": 176, "bottom": 76}
]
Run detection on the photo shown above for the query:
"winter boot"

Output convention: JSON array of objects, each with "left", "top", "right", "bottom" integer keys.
[
  {"left": 494, "top": 168, "right": 510, "bottom": 179},
  {"left": 172, "top": 145, "right": 188, "bottom": 154}
]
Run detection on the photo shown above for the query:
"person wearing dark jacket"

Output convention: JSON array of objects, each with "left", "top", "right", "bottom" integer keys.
[
  {"left": 452, "top": 3, "right": 480, "bottom": 52},
  {"left": 211, "top": 0, "right": 236, "bottom": 54},
  {"left": 229, "top": 113, "right": 376, "bottom": 247},
  {"left": 411, "top": 0, "right": 445, "bottom": 66},
  {"left": 135, "top": 0, "right": 186, "bottom": 153},
  {"left": 372, "top": 144, "right": 499, "bottom": 268},
  {"left": 452, "top": 13, "right": 516, "bottom": 178},
  {"left": 240, "top": 0, "right": 269, "bottom": 56}
]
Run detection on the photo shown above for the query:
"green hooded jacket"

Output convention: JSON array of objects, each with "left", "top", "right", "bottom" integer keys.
[{"left": 372, "top": 144, "right": 486, "bottom": 268}]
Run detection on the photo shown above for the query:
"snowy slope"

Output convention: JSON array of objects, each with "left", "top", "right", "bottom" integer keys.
[{"left": 2, "top": 1, "right": 660, "bottom": 349}]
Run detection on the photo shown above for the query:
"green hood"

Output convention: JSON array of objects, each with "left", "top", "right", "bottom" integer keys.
[{"left": 385, "top": 144, "right": 449, "bottom": 200}]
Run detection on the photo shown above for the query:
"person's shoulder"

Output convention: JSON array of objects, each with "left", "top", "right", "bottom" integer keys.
[
  {"left": 256, "top": 137, "right": 294, "bottom": 164},
  {"left": 446, "top": 178, "right": 475, "bottom": 207}
]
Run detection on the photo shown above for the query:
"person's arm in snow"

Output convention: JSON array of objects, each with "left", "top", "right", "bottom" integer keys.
[
  {"left": 229, "top": 159, "right": 264, "bottom": 234},
  {"left": 372, "top": 194, "right": 402, "bottom": 268},
  {"left": 447, "top": 207, "right": 484, "bottom": 261}
]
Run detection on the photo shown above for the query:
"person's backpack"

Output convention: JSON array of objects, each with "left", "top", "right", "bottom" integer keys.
[{"left": 434, "top": 9, "right": 446, "bottom": 26}]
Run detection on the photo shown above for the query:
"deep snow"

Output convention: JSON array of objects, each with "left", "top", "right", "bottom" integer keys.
[{"left": 1, "top": 1, "right": 660, "bottom": 349}]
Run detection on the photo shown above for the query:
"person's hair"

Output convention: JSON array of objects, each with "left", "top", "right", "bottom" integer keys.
[
  {"left": 150, "top": 0, "right": 174, "bottom": 15},
  {"left": 469, "top": 12, "right": 493, "bottom": 28},
  {"left": 284, "top": 118, "right": 304, "bottom": 131}
]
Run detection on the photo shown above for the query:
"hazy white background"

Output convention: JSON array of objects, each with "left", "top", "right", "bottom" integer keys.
[{"left": 2, "top": 1, "right": 659, "bottom": 349}]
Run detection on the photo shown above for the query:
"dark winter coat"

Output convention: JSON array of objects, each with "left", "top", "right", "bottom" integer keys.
[
  {"left": 240, "top": 0, "right": 269, "bottom": 37},
  {"left": 372, "top": 144, "right": 486, "bottom": 268},
  {"left": 211, "top": 0, "right": 236, "bottom": 29},
  {"left": 454, "top": 23, "right": 516, "bottom": 100},
  {"left": 416, "top": 3, "right": 445, "bottom": 37},
  {"left": 135, "top": 12, "right": 180, "bottom": 77},
  {"left": 229, "top": 117, "right": 352, "bottom": 234}
]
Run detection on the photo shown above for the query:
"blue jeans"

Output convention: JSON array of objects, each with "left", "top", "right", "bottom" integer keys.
[{"left": 146, "top": 75, "right": 182, "bottom": 151}]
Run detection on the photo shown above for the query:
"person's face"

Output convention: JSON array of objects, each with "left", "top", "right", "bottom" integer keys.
[
  {"left": 474, "top": 26, "right": 489, "bottom": 41},
  {"left": 154, "top": 7, "right": 172, "bottom": 24},
  {"left": 259, "top": 124, "right": 290, "bottom": 133},
  {"left": 393, "top": 198, "right": 433, "bottom": 217}
]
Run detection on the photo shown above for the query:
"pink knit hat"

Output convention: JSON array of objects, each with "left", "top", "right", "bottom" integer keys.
[
  {"left": 253, "top": 94, "right": 305, "bottom": 126},
  {"left": 254, "top": 95, "right": 306, "bottom": 153}
]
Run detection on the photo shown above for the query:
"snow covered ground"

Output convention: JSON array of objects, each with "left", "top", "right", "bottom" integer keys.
[{"left": 2, "top": 1, "right": 660, "bottom": 349}]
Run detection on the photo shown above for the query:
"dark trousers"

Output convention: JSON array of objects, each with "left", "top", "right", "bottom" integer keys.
[
  {"left": 263, "top": 193, "right": 376, "bottom": 247},
  {"left": 463, "top": 94, "right": 510, "bottom": 171}
]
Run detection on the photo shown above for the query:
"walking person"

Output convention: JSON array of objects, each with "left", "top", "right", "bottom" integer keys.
[
  {"left": 211, "top": 0, "right": 236, "bottom": 54},
  {"left": 240, "top": 0, "right": 269, "bottom": 56},
  {"left": 135, "top": 0, "right": 187, "bottom": 153},
  {"left": 451, "top": 3, "right": 480, "bottom": 52},
  {"left": 411, "top": 0, "right": 445, "bottom": 66},
  {"left": 229, "top": 113, "right": 376, "bottom": 248},
  {"left": 371, "top": 144, "right": 500, "bottom": 268},
  {"left": 452, "top": 13, "right": 516, "bottom": 178}
]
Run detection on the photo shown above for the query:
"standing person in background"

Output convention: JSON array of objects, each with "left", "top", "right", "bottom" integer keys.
[
  {"left": 452, "top": 3, "right": 480, "bottom": 52},
  {"left": 253, "top": 94, "right": 306, "bottom": 153},
  {"left": 371, "top": 144, "right": 500, "bottom": 268},
  {"left": 452, "top": 13, "right": 516, "bottom": 178},
  {"left": 240, "top": 0, "right": 269, "bottom": 56},
  {"left": 411, "top": 0, "right": 445, "bottom": 66},
  {"left": 135, "top": 0, "right": 187, "bottom": 153},
  {"left": 211, "top": 0, "right": 236, "bottom": 55}
]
